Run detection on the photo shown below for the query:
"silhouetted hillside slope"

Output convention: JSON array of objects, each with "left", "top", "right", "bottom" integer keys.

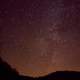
[
  {"left": 0, "top": 57, "right": 18, "bottom": 80},
  {"left": 0, "top": 57, "right": 34, "bottom": 80},
  {"left": 37, "top": 71, "right": 80, "bottom": 80},
  {"left": 0, "top": 57, "right": 80, "bottom": 80}
]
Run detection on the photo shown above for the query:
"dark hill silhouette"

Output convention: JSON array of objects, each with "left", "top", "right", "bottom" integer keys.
[
  {"left": 37, "top": 71, "right": 80, "bottom": 80},
  {"left": 0, "top": 57, "right": 80, "bottom": 80},
  {"left": 0, "top": 57, "right": 34, "bottom": 80}
]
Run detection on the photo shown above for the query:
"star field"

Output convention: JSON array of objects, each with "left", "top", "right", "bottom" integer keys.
[{"left": 1, "top": 0, "right": 80, "bottom": 77}]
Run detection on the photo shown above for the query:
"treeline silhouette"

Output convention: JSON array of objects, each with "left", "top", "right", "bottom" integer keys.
[{"left": 0, "top": 57, "right": 80, "bottom": 80}]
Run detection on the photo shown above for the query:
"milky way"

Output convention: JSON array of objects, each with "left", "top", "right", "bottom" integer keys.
[{"left": 1, "top": 0, "right": 80, "bottom": 77}]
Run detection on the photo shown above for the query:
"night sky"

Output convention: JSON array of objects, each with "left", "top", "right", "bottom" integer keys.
[{"left": 1, "top": 0, "right": 80, "bottom": 77}]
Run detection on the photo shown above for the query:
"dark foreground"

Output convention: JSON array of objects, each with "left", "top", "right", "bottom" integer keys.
[{"left": 0, "top": 57, "right": 80, "bottom": 80}]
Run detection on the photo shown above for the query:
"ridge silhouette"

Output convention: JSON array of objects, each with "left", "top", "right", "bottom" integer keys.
[{"left": 0, "top": 57, "right": 80, "bottom": 80}]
